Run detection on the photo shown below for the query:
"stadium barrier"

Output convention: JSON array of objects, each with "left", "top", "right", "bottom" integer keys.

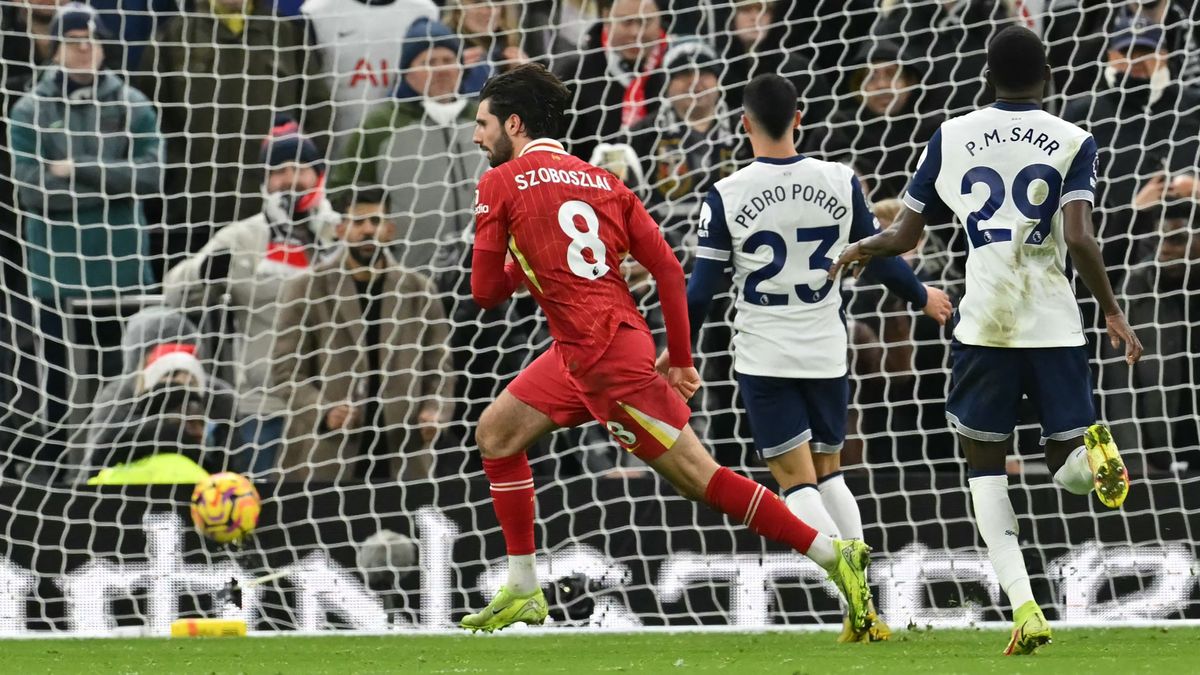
[{"left": 0, "top": 472, "right": 1195, "bottom": 636}]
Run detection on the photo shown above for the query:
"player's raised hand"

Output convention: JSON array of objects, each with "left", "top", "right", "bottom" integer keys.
[
  {"left": 1105, "top": 311, "right": 1143, "bottom": 365},
  {"left": 667, "top": 366, "right": 701, "bottom": 401},
  {"left": 921, "top": 285, "right": 953, "bottom": 325},
  {"left": 829, "top": 242, "right": 873, "bottom": 280}
]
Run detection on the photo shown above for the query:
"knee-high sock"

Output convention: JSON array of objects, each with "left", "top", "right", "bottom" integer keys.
[
  {"left": 483, "top": 454, "right": 538, "bottom": 594},
  {"left": 969, "top": 474, "right": 1035, "bottom": 610},
  {"left": 705, "top": 467, "right": 836, "bottom": 568},
  {"left": 818, "top": 471, "right": 863, "bottom": 541},
  {"left": 1053, "top": 446, "right": 1093, "bottom": 495},
  {"left": 783, "top": 484, "right": 840, "bottom": 539}
]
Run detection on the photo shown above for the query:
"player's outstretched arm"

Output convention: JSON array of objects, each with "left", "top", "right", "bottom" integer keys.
[
  {"left": 627, "top": 195, "right": 698, "bottom": 400},
  {"left": 655, "top": 255, "right": 731, "bottom": 373},
  {"left": 830, "top": 205, "right": 928, "bottom": 279},
  {"left": 1062, "top": 201, "right": 1143, "bottom": 365},
  {"left": 842, "top": 178, "right": 952, "bottom": 325}
]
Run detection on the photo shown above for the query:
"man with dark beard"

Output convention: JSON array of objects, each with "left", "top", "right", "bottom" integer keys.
[
  {"left": 1101, "top": 215, "right": 1200, "bottom": 473},
  {"left": 270, "top": 187, "right": 454, "bottom": 482}
]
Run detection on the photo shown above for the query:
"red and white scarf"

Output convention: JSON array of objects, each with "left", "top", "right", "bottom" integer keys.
[{"left": 601, "top": 27, "right": 668, "bottom": 129}]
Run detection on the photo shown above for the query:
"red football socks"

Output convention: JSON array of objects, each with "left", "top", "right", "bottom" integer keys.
[
  {"left": 482, "top": 453, "right": 536, "bottom": 556},
  {"left": 704, "top": 466, "right": 819, "bottom": 554}
]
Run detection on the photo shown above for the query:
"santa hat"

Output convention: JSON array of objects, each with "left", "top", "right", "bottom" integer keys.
[{"left": 142, "top": 343, "right": 207, "bottom": 391}]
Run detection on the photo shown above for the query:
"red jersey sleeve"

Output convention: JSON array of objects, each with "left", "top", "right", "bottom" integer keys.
[
  {"left": 471, "top": 251, "right": 525, "bottom": 309},
  {"left": 473, "top": 170, "right": 510, "bottom": 253},
  {"left": 624, "top": 191, "right": 694, "bottom": 368}
]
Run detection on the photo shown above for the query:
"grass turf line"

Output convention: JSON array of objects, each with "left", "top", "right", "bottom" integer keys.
[{"left": 6, "top": 628, "right": 1194, "bottom": 674}]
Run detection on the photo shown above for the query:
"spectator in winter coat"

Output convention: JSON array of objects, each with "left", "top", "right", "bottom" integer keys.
[
  {"left": 553, "top": 0, "right": 669, "bottom": 162},
  {"left": 1062, "top": 14, "right": 1200, "bottom": 274},
  {"left": 164, "top": 120, "right": 340, "bottom": 461},
  {"left": 1101, "top": 215, "right": 1200, "bottom": 473},
  {"left": 330, "top": 17, "right": 486, "bottom": 272},
  {"left": 271, "top": 188, "right": 454, "bottom": 482},
  {"left": 828, "top": 40, "right": 942, "bottom": 201},
  {"left": 70, "top": 307, "right": 239, "bottom": 480},
  {"left": 134, "top": 0, "right": 332, "bottom": 263},
  {"left": 8, "top": 3, "right": 161, "bottom": 431},
  {"left": 711, "top": 0, "right": 837, "bottom": 154},
  {"left": 627, "top": 40, "right": 737, "bottom": 250},
  {"left": 872, "top": 0, "right": 1011, "bottom": 116}
]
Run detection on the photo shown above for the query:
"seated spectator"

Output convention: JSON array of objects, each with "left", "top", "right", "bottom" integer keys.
[
  {"left": 1102, "top": 215, "right": 1200, "bottom": 473},
  {"left": 164, "top": 120, "right": 340, "bottom": 466},
  {"left": 302, "top": 0, "right": 437, "bottom": 149},
  {"left": 628, "top": 40, "right": 737, "bottom": 250},
  {"left": 446, "top": 0, "right": 532, "bottom": 95},
  {"left": 828, "top": 40, "right": 941, "bottom": 201},
  {"left": 553, "top": 0, "right": 669, "bottom": 161},
  {"left": 8, "top": 2, "right": 160, "bottom": 441},
  {"left": 712, "top": 0, "right": 837, "bottom": 153},
  {"left": 1062, "top": 13, "right": 1200, "bottom": 275},
  {"left": 270, "top": 188, "right": 455, "bottom": 482},
  {"left": 330, "top": 18, "right": 485, "bottom": 272},
  {"left": 134, "top": 0, "right": 332, "bottom": 263},
  {"left": 71, "top": 307, "right": 239, "bottom": 480},
  {"left": 872, "top": 0, "right": 1010, "bottom": 116}
]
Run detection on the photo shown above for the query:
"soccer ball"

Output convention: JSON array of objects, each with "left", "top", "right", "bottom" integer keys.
[{"left": 190, "top": 472, "right": 261, "bottom": 544}]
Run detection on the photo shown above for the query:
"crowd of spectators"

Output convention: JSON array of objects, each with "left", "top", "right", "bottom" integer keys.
[{"left": 1, "top": 0, "right": 1197, "bottom": 484}]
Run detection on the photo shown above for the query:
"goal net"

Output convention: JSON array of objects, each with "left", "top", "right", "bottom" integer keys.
[{"left": 0, "top": 0, "right": 1197, "bottom": 635}]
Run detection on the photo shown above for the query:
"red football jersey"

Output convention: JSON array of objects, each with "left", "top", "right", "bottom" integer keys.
[{"left": 473, "top": 139, "right": 667, "bottom": 372}]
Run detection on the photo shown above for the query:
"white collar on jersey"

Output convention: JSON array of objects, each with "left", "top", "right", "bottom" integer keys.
[{"left": 519, "top": 138, "right": 569, "bottom": 157}]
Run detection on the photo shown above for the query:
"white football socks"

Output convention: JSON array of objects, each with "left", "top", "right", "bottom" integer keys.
[
  {"left": 806, "top": 532, "right": 838, "bottom": 569},
  {"left": 818, "top": 472, "right": 863, "bottom": 541},
  {"left": 784, "top": 485, "right": 841, "bottom": 539},
  {"left": 969, "top": 474, "right": 1035, "bottom": 609},
  {"left": 506, "top": 554, "right": 538, "bottom": 596},
  {"left": 784, "top": 485, "right": 841, "bottom": 571},
  {"left": 1053, "top": 446, "right": 1093, "bottom": 495}
]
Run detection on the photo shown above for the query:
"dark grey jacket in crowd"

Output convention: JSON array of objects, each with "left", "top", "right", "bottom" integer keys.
[
  {"left": 627, "top": 103, "right": 738, "bottom": 250},
  {"left": 553, "top": 21, "right": 667, "bottom": 163},
  {"left": 68, "top": 306, "right": 238, "bottom": 481},
  {"left": 1062, "top": 82, "right": 1200, "bottom": 269},
  {"left": 1100, "top": 265, "right": 1200, "bottom": 473},
  {"left": 1063, "top": 83, "right": 1200, "bottom": 212}
]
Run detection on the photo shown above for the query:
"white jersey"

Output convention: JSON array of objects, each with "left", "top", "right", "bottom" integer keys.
[
  {"left": 903, "top": 102, "right": 1098, "bottom": 348},
  {"left": 697, "top": 155, "right": 924, "bottom": 379},
  {"left": 303, "top": 0, "right": 437, "bottom": 139}
]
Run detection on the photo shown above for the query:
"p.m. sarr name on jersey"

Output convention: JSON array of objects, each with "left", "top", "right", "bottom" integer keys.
[{"left": 964, "top": 125, "right": 1065, "bottom": 157}]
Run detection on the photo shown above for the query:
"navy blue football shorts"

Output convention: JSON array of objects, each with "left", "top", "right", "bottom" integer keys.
[
  {"left": 737, "top": 372, "right": 849, "bottom": 459},
  {"left": 945, "top": 341, "right": 1095, "bottom": 445}
]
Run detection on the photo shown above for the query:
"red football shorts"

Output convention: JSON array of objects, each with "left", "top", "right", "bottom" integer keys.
[{"left": 507, "top": 325, "right": 692, "bottom": 461}]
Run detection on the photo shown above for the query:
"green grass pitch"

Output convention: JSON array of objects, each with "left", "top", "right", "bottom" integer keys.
[{"left": 7, "top": 628, "right": 1197, "bottom": 674}]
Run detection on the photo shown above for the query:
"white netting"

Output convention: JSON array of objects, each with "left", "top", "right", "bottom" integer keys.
[{"left": 0, "top": 0, "right": 1197, "bottom": 635}]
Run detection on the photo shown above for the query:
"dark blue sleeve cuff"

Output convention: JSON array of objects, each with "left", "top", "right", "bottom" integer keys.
[{"left": 862, "top": 255, "right": 927, "bottom": 308}]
